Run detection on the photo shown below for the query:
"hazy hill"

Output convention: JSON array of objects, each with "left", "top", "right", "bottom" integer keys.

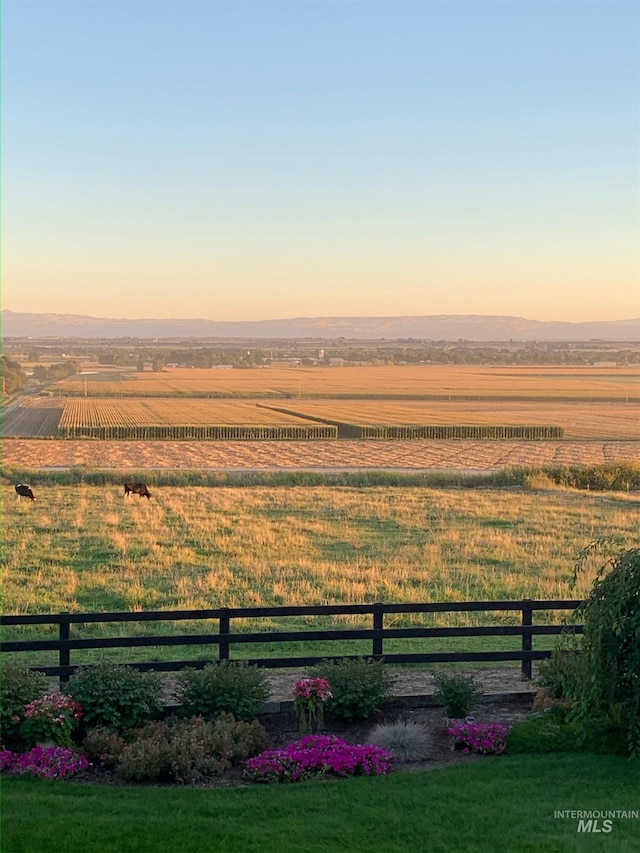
[{"left": 1, "top": 310, "right": 639, "bottom": 341}]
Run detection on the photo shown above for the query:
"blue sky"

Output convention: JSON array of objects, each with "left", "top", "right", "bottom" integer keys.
[{"left": 2, "top": 0, "right": 638, "bottom": 322}]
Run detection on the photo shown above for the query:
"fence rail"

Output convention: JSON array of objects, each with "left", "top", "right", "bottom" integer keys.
[{"left": 0, "top": 599, "right": 583, "bottom": 682}]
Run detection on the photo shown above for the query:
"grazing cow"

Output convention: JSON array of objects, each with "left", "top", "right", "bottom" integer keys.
[
  {"left": 15, "top": 483, "right": 36, "bottom": 501},
  {"left": 124, "top": 482, "right": 151, "bottom": 499}
]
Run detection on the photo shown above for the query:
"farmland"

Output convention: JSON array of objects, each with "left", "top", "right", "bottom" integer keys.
[
  {"left": 2, "top": 360, "right": 639, "bottom": 666},
  {"left": 2, "top": 436, "right": 639, "bottom": 472},
  {"left": 46, "top": 363, "right": 640, "bottom": 399}
]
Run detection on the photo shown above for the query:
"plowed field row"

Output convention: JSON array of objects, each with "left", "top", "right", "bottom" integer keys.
[
  {"left": 259, "top": 400, "right": 639, "bottom": 439},
  {"left": 58, "top": 399, "right": 311, "bottom": 428},
  {"left": 3, "top": 437, "right": 638, "bottom": 471},
  {"left": 5, "top": 398, "right": 639, "bottom": 440}
]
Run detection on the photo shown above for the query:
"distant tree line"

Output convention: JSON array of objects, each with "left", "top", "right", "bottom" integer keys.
[
  {"left": 31, "top": 362, "right": 80, "bottom": 382},
  {"left": 3, "top": 341, "right": 638, "bottom": 371},
  {"left": 1, "top": 357, "right": 28, "bottom": 395}
]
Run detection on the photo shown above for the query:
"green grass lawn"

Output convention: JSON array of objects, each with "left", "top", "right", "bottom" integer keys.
[{"left": 2, "top": 754, "right": 638, "bottom": 853}]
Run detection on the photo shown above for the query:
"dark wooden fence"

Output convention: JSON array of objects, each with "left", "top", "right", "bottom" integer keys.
[{"left": 1, "top": 599, "right": 583, "bottom": 682}]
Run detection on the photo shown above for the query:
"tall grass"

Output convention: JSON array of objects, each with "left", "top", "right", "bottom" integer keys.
[{"left": 2, "top": 482, "right": 637, "bottom": 669}]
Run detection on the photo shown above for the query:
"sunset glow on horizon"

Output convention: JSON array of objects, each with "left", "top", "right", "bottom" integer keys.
[{"left": 2, "top": 0, "right": 638, "bottom": 324}]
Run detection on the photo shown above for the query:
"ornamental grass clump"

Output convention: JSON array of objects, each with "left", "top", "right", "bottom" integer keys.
[
  {"left": 20, "top": 692, "right": 83, "bottom": 749},
  {"left": 293, "top": 677, "right": 332, "bottom": 735},
  {"left": 366, "top": 719, "right": 431, "bottom": 762},
  {"left": 243, "top": 734, "right": 392, "bottom": 784},
  {"left": 1, "top": 746, "right": 88, "bottom": 780},
  {"left": 447, "top": 720, "right": 510, "bottom": 755}
]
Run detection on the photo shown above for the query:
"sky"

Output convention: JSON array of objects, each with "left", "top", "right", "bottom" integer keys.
[{"left": 1, "top": 0, "right": 639, "bottom": 323}]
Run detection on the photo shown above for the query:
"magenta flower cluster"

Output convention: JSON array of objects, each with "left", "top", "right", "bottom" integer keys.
[
  {"left": 21, "top": 692, "right": 83, "bottom": 748},
  {"left": 293, "top": 677, "right": 333, "bottom": 734},
  {"left": 1, "top": 746, "right": 88, "bottom": 779},
  {"left": 24, "top": 691, "right": 83, "bottom": 723},
  {"left": 293, "top": 678, "right": 332, "bottom": 702},
  {"left": 243, "top": 734, "right": 392, "bottom": 783},
  {"left": 447, "top": 720, "right": 510, "bottom": 754}
]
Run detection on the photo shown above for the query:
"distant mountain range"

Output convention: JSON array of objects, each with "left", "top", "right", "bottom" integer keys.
[{"left": 2, "top": 310, "right": 639, "bottom": 342}]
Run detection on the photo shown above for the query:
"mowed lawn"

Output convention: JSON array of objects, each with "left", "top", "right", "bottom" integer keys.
[{"left": 2, "top": 754, "right": 638, "bottom": 853}]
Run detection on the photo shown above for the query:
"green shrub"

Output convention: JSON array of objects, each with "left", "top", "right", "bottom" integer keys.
[
  {"left": 570, "top": 545, "right": 640, "bottom": 758},
  {"left": 117, "top": 714, "right": 267, "bottom": 784},
  {"left": 176, "top": 662, "right": 269, "bottom": 722},
  {"left": 0, "top": 664, "right": 48, "bottom": 750},
  {"left": 536, "top": 647, "right": 584, "bottom": 701},
  {"left": 432, "top": 670, "right": 482, "bottom": 718},
  {"left": 66, "top": 663, "right": 163, "bottom": 734},
  {"left": 81, "top": 727, "right": 127, "bottom": 769},
  {"left": 314, "top": 659, "right": 394, "bottom": 722},
  {"left": 506, "top": 709, "right": 583, "bottom": 754}
]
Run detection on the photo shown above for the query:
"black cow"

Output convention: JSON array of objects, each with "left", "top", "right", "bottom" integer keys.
[
  {"left": 124, "top": 482, "right": 151, "bottom": 499},
  {"left": 15, "top": 483, "right": 36, "bottom": 501}
]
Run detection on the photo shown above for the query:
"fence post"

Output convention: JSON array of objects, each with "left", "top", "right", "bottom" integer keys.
[
  {"left": 521, "top": 599, "right": 533, "bottom": 681},
  {"left": 372, "top": 603, "right": 384, "bottom": 659},
  {"left": 59, "top": 613, "right": 71, "bottom": 684},
  {"left": 219, "top": 609, "right": 230, "bottom": 661}
]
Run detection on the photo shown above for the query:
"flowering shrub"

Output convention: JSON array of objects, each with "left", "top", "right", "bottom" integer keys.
[
  {"left": 447, "top": 720, "right": 510, "bottom": 755},
  {"left": 293, "top": 678, "right": 332, "bottom": 734},
  {"left": 1, "top": 746, "right": 88, "bottom": 779},
  {"left": 21, "top": 692, "right": 83, "bottom": 748},
  {"left": 0, "top": 664, "right": 49, "bottom": 750},
  {"left": 243, "top": 734, "right": 392, "bottom": 783}
]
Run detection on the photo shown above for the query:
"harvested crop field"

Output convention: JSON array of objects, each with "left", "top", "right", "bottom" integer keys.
[
  {"left": 259, "top": 400, "right": 640, "bottom": 439},
  {"left": 49, "top": 364, "right": 640, "bottom": 399},
  {"left": 4, "top": 398, "right": 639, "bottom": 441},
  {"left": 3, "top": 437, "right": 639, "bottom": 471}
]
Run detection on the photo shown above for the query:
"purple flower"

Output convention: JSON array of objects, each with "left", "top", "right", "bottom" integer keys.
[
  {"left": 447, "top": 720, "right": 510, "bottom": 754},
  {"left": 243, "top": 735, "right": 392, "bottom": 783},
  {"left": 1, "top": 746, "right": 88, "bottom": 779}
]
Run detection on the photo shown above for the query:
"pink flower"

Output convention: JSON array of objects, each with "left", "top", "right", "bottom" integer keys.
[
  {"left": 293, "top": 678, "right": 333, "bottom": 702},
  {"left": 447, "top": 720, "right": 510, "bottom": 754},
  {"left": 243, "top": 735, "right": 392, "bottom": 783}
]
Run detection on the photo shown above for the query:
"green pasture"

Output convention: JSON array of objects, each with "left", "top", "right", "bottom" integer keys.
[
  {"left": 2, "top": 481, "right": 637, "bottom": 670},
  {"left": 2, "top": 754, "right": 638, "bottom": 853}
]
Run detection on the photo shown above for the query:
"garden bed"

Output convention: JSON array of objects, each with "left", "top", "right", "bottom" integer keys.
[{"left": 68, "top": 692, "right": 534, "bottom": 788}]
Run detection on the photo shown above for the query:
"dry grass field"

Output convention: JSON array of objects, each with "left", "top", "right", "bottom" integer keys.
[
  {"left": 50, "top": 364, "right": 640, "bottom": 399},
  {"left": 3, "top": 436, "right": 639, "bottom": 471},
  {"left": 3, "top": 483, "right": 638, "bottom": 620}
]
